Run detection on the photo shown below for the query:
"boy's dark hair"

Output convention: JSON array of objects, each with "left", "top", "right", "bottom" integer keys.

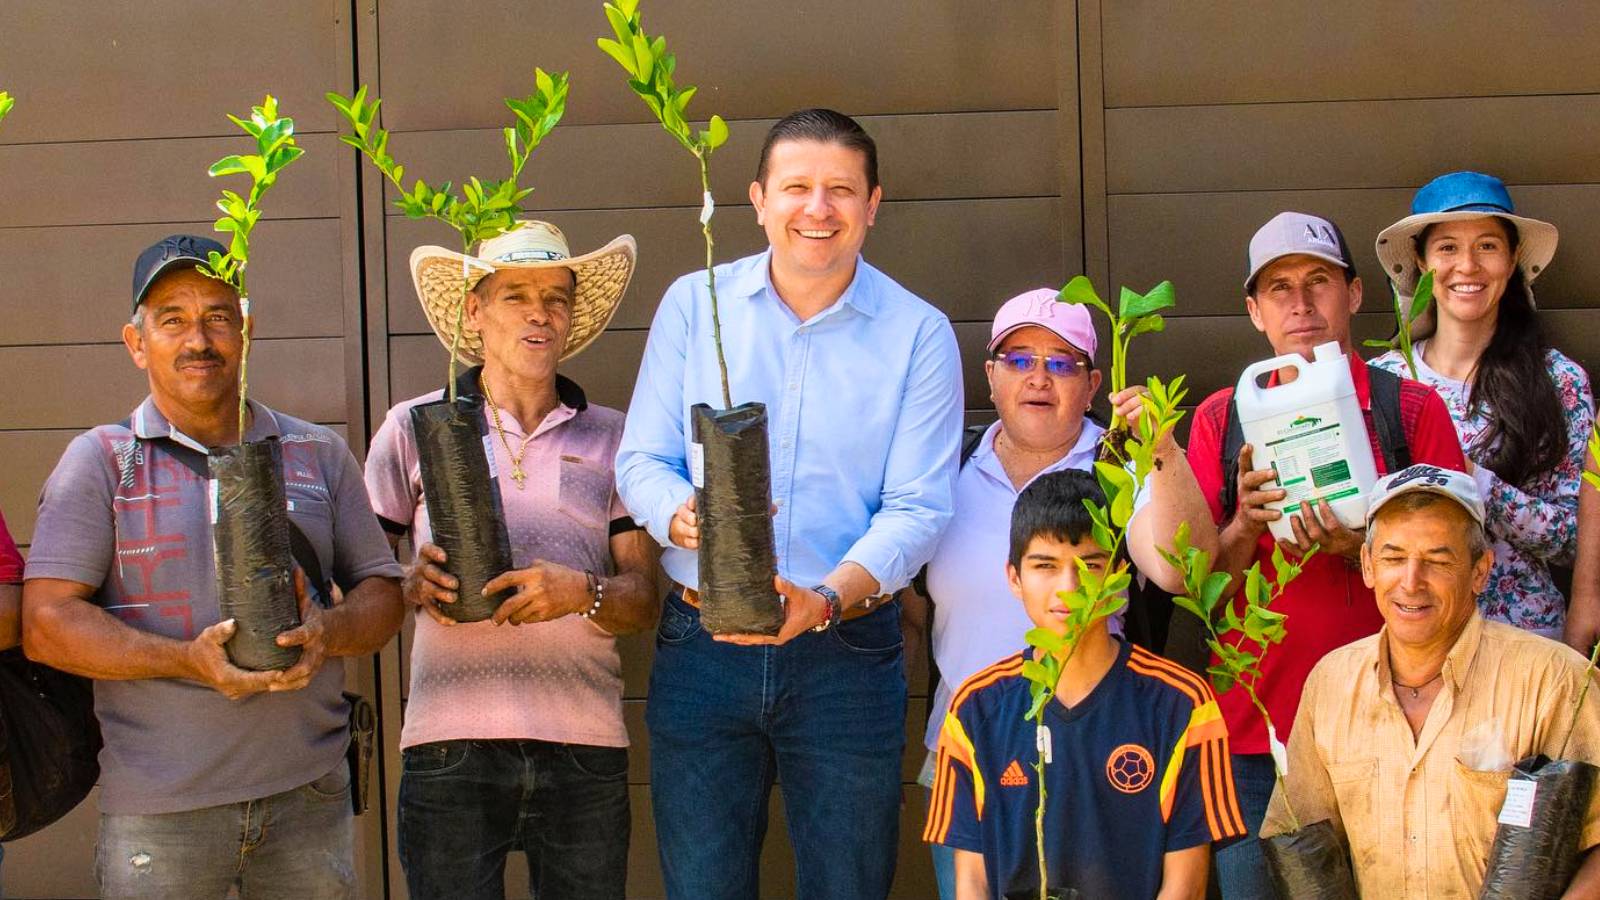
[
  {"left": 1008, "top": 469, "right": 1105, "bottom": 569},
  {"left": 755, "top": 108, "right": 879, "bottom": 193}
]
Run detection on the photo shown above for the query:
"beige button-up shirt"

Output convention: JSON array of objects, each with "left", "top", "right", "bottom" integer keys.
[{"left": 1262, "top": 614, "right": 1600, "bottom": 898}]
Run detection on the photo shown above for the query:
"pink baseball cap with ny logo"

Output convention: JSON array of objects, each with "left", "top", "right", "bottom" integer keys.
[{"left": 987, "top": 287, "right": 1099, "bottom": 361}]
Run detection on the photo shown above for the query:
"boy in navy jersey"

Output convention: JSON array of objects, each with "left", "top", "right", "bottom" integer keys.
[{"left": 924, "top": 470, "right": 1245, "bottom": 899}]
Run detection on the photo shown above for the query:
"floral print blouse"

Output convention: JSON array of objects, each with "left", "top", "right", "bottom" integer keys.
[{"left": 1373, "top": 344, "right": 1594, "bottom": 637}]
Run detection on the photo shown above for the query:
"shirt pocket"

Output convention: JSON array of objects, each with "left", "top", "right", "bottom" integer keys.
[
  {"left": 1327, "top": 758, "right": 1379, "bottom": 868},
  {"left": 1450, "top": 758, "right": 1510, "bottom": 866},
  {"left": 558, "top": 454, "right": 613, "bottom": 532},
  {"left": 285, "top": 492, "right": 336, "bottom": 589}
]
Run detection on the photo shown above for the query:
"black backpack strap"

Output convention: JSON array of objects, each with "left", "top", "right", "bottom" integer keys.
[
  {"left": 1219, "top": 394, "right": 1247, "bottom": 521},
  {"left": 911, "top": 423, "right": 993, "bottom": 598},
  {"left": 1365, "top": 365, "right": 1412, "bottom": 472},
  {"left": 125, "top": 423, "right": 333, "bottom": 607}
]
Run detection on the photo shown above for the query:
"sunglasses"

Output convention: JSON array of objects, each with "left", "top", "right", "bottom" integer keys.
[{"left": 992, "top": 350, "right": 1089, "bottom": 377}]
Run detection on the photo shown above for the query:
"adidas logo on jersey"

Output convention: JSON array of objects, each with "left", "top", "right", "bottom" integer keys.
[{"left": 1000, "top": 760, "right": 1028, "bottom": 787}]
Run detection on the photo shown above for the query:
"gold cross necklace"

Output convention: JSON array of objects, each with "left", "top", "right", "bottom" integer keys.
[{"left": 479, "top": 374, "right": 535, "bottom": 489}]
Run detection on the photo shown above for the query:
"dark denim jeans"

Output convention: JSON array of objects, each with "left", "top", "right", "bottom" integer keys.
[
  {"left": 1214, "top": 752, "right": 1276, "bottom": 899},
  {"left": 398, "top": 738, "right": 630, "bottom": 900},
  {"left": 647, "top": 589, "right": 907, "bottom": 900}
]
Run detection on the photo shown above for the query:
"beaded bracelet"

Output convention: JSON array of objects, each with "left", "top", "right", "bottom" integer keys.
[{"left": 579, "top": 570, "right": 604, "bottom": 619}]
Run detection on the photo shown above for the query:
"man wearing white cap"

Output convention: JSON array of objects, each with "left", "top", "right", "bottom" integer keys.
[
  {"left": 364, "top": 221, "right": 659, "bottom": 900},
  {"left": 1263, "top": 464, "right": 1600, "bottom": 897},
  {"left": 903, "top": 288, "right": 1217, "bottom": 898},
  {"left": 1185, "top": 212, "right": 1467, "bottom": 898}
]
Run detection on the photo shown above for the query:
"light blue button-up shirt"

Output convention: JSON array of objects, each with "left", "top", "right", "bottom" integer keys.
[{"left": 615, "top": 248, "right": 964, "bottom": 594}]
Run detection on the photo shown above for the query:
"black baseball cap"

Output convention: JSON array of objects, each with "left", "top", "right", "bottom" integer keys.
[{"left": 131, "top": 234, "right": 228, "bottom": 311}]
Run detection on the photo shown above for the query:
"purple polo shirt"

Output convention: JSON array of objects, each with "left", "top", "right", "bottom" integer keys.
[
  {"left": 364, "top": 369, "right": 634, "bottom": 750},
  {"left": 25, "top": 398, "right": 403, "bottom": 814}
]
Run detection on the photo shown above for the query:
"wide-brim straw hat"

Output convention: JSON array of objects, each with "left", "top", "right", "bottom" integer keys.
[
  {"left": 410, "top": 221, "right": 636, "bottom": 364},
  {"left": 1375, "top": 171, "right": 1557, "bottom": 303}
]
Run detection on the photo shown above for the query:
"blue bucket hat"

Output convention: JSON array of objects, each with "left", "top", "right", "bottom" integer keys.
[{"left": 1374, "top": 171, "right": 1558, "bottom": 301}]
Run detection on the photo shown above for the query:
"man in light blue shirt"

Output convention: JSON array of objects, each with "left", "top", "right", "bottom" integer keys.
[{"left": 616, "top": 108, "right": 963, "bottom": 899}]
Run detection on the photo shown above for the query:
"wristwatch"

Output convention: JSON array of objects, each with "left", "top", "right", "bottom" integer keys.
[{"left": 810, "top": 584, "right": 842, "bottom": 633}]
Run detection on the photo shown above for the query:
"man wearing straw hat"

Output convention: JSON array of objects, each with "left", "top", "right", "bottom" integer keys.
[
  {"left": 22, "top": 234, "right": 406, "bottom": 898},
  {"left": 366, "top": 221, "right": 659, "bottom": 900},
  {"left": 616, "top": 108, "right": 964, "bottom": 899}
]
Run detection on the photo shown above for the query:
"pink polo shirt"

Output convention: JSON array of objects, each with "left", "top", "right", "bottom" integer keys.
[{"left": 365, "top": 370, "right": 633, "bottom": 749}]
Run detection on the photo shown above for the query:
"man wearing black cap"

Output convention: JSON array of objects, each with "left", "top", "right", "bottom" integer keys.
[{"left": 22, "top": 235, "right": 404, "bottom": 898}]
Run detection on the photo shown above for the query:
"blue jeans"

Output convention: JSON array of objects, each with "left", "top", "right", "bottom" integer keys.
[
  {"left": 398, "top": 738, "right": 630, "bottom": 900},
  {"left": 1214, "top": 752, "right": 1276, "bottom": 900},
  {"left": 647, "top": 590, "right": 907, "bottom": 900},
  {"left": 96, "top": 761, "right": 353, "bottom": 899}
]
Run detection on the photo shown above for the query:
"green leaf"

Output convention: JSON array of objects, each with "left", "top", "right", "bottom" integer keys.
[
  {"left": 1119, "top": 280, "right": 1176, "bottom": 319},
  {"left": 1171, "top": 595, "right": 1204, "bottom": 621},
  {"left": 1020, "top": 659, "right": 1054, "bottom": 687},
  {"left": 1059, "top": 275, "right": 1112, "bottom": 318},
  {"left": 208, "top": 155, "right": 251, "bottom": 177},
  {"left": 1363, "top": 338, "right": 1396, "bottom": 349},
  {"left": 1024, "top": 627, "right": 1066, "bottom": 655},
  {"left": 1408, "top": 270, "right": 1435, "bottom": 322},
  {"left": 706, "top": 113, "right": 729, "bottom": 150},
  {"left": 1127, "top": 314, "right": 1166, "bottom": 337}
]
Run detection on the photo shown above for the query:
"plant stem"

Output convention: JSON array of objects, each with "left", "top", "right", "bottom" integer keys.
[
  {"left": 447, "top": 244, "right": 470, "bottom": 404},
  {"left": 1558, "top": 636, "right": 1600, "bottom": 759},
  {"left": 1240, "top": 678, "right": 1300, "bottom": 831},
  {"left": 698, "top": 153, "right": 732, "bottom": 409},
  {"left": 237, "top": 284, "right": 251, "bottom": 446},
  {"left": 1035, "top": 748, "right": 1049, "bottom": 900}
]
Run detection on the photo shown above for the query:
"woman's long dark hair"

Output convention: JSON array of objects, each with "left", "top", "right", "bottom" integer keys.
[{"left": 1418, "top": 219, "right": 1565, "bottom": 487}]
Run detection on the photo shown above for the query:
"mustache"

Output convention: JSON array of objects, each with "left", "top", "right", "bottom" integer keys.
[{"left": 175, "top": 350, "right": 226, "bottom": 368}]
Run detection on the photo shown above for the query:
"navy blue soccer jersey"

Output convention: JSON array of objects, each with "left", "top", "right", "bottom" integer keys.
[{"left": 924, "top": 640, "right": 1246, "bottom": 899}]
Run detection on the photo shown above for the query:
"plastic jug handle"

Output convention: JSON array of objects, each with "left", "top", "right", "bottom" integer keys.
[{"left": 1236, "top": 352, "right": 1306, "bottom": 400}]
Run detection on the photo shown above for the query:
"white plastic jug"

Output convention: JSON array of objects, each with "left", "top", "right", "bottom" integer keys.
[{"left": 1234, "top": 342, "right": 1379, "bottom": 542}]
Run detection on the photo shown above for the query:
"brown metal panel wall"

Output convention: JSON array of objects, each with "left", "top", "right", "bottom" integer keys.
[
  {"left": 1084, "top": 0, "right": 1600, "bottom": 432},
  {"left": 0, "top": 0, "right": 378, "bottom": 896},
  {"left": 365, "top": 2, "right": 1075, "bottom": 896}
]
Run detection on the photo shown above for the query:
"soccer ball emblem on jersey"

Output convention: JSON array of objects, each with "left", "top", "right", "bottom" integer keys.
[{"left": 1105, "top": 743, "right": 1155, "bottom": 794}]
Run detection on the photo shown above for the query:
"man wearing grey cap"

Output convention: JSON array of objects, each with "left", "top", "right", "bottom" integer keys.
[
  {"left": 1183, "top": 212, "right": 1467, "bottom": 897},
  {"left": 1262, "top": 464, "right": 1600, "bottom": 896},
  {"left": 22, "top": 234, "right": 405, "bottom": 898}
]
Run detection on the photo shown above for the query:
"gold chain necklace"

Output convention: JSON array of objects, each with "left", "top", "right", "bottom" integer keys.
[{"left": 479, "top": 374, "right": 535, "bottom": 489}]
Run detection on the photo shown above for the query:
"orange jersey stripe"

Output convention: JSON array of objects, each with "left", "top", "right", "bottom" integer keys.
[
  {"left": 1128, "top": 647, "right": 1212, "bottom": 704},
  {"left": 1127, "top": 656, "right": 1204, "bottom": 706},
  {"left": 947, "top": 653, "right": 1025, "bottom": 715},
  {"left": 1214, "top": 734, "right": 1247, "bottom": 836}
]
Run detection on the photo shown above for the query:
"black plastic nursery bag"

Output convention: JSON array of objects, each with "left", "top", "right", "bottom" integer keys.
[
  {"left": 1479, "top": 755, "right": 1597, "bottom": 899},
  {"left": 210, "top": 438, "right": 302, "bottom": 671},
  {"left": 1261, "top": 818, "right": 1359, "bottom": 899},
  {"left": 411, "top": 397, "right": 515, "bottom": 623},
  {"left": 691, "top": 402, "right": 781, "bottom": 635}
]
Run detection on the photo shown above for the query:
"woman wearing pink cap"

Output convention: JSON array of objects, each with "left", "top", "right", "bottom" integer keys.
[{"left": 904, "top": 287, "right": 1217, "bottom": 898}]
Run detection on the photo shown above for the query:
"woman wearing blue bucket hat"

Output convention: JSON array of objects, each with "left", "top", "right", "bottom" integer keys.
[{"left": 1372, "top": 171, "right": 1594, "bottom": 647}]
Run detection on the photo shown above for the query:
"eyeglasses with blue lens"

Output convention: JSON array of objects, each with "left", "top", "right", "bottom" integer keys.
[{"left": 993, "top": 350, "right": 1088, "bottom": 377}]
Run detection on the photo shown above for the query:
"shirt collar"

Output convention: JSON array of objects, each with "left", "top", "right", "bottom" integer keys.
[
  {"left": 450, "top": 364, "right": 589, "bottom": 412},
  {"left": 131, "top": 396, "right": 280, "bottom": 452},
  {"left": 972, "top": 418, "right": 1106, "bottom": 491},
  {"left": 1373, "top": 611, "right": 1486, "bottom": 697},
  {"left": 730, "top": 247, "right": 880, "bottom": 319}
]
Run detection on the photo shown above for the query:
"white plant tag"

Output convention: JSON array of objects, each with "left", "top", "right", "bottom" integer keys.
[
  {"left": 285, "top": 499, "right": 296, "bottom": 512},
  {"left": 1498, "top": 779, "right": 1537, "bottom": 828},
  {"left": 482, "top": 435, "right": 498, "bottom": 478},
  {"left": 208, "top": 479, "right": 220, "bottom": 525},
  {"left": 1036, "top": 724, "right": 1052, "bottom": 765},
  {"left": 1267, "top": 722, "right": 1290, "bottom": 777},
  {"left": 689, "top": 441, "right": 705, "bottom": 488},
  {"left": 699, "top": 190, "right": 715, "bottom": 225}
]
